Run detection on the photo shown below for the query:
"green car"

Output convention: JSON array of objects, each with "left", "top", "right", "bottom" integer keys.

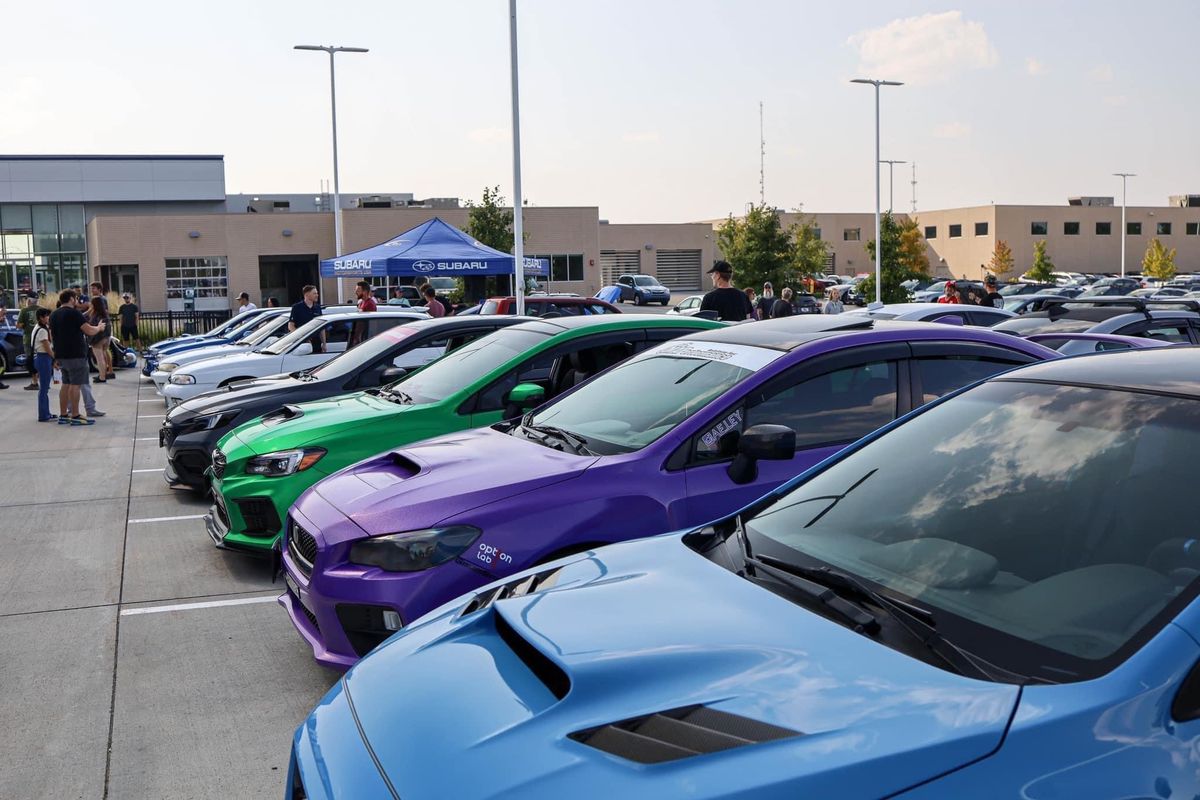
[{"left": 205, "top": 315, "right": 722, "bottom": 553}]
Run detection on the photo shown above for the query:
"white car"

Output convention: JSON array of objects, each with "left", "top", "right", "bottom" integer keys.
[
  {"left": 160, "top": 309, "right": 428, "bottom": 406},
  {"left": 666, "top": 295, "right": 704, "bottom": 316},
  {"left": 843, "top": 302, "right": 1016, "bottom": 326},
  {"left": 150, "top": 309, "right": 295, "bottom": 390}
]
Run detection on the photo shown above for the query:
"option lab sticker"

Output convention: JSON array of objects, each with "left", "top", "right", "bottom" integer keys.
[{"left": 652, "top": 341, "right": 783, "bottom": 372}]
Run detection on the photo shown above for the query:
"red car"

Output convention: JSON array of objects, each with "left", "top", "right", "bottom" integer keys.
[{"left": 476, "top": 295, "right": 621, "bottom": 317}]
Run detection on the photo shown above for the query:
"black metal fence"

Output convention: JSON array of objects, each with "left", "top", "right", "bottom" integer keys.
[{"left": 131, "top": 310, "right": 232, "bottom": 345}]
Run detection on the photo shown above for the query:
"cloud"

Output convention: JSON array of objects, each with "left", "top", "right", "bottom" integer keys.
[
  {"left": 933, "top": 121, "right": 971, "bottom": 139},
  {"left": 1025, "top": 57, "right": 1045, "bottom": 76},
  {"left": 1104, "top": 95, "right": 1128, "bottom": 107},
  {"left": 848, "top": 11, "right": 998, "bottom": 85},
  {"left": 621, "top": 131, "right": 661, "bottom": 143},
  {"left": 466, "top": 127, "right": 507, "bottom": 144},
  {"left": 1089, "top": 64, "right": 1114, "bottom": 81}
]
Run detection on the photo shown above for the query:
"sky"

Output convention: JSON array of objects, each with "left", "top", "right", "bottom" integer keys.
[{"left": 5, "top": 0, "right": 1198, "bottom": 223}]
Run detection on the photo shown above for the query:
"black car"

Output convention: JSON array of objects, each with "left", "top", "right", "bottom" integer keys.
[
  {"left": 1079, "top": 277, "right": 1142, "bottom": 297},
  {"left": 998, "top": 282, "right": 1057, "bottom": 297},
  {"left": 161, "top": 315, "right": 525, "bottom": 491},
  {"left": 994, "top": 297, "right": 1200, "bottom": 343}
]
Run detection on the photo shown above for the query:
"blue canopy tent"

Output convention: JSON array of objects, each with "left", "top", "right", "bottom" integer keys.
[{"left": 319, "top": 217, "right": 547, "bottom": 278}]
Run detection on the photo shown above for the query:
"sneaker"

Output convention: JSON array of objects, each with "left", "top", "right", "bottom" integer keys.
[
  {"left": 38, "top": 415, "right": 58, "bottom": 422},
  {"left": 57, "top": 416, "right": 70, "bottom": 425},
  {"left": 70, "top": 416, "right": 95, "bottom": 426},
  {"left": 93, "top": 378, "right": 106, "bottom": 384},
  {"left": 24, "top": 384, "right": 37, "bottom": 391},
  {"left": 89, "top": 410, "right": 107, "bottom": 417}
]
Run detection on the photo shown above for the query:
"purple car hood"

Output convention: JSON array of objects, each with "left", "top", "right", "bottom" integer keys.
[{"left": 313, "top": 427, "right": 600, "bottom": 541}]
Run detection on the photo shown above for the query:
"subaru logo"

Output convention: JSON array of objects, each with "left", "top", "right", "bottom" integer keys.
[{"left": 413, "top": 260, "right": 437, "bottom": 273}]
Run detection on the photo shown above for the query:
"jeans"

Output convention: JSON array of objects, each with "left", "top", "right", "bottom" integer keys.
[
  {"left": 80, "top": 381, "right": 98, "bottom": 415},
  {"left": 34, "top": 353, "right": 53, "bottom": 419}
]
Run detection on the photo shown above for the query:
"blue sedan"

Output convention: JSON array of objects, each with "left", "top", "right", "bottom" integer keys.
[{"left": 287, "top": 347, "right": 1200, "bottom": 799}]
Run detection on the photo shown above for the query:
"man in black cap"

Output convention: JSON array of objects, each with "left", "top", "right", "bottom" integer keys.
[
  {"left": 981, "top": 275, "right": 1004, "bottom": 308},
  {"left": 700, "top": 260, "right": 754, "bottom": 321}
]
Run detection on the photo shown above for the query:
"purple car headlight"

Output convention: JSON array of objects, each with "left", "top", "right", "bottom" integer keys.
[{"left": 348, "top": 526, "right": 482, "bottom": 572}]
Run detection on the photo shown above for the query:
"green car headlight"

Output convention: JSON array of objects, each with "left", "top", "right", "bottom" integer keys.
[
  {"left": 244, "top": 447, "right": 327, "bottom": 477},
  {"left": 169, "top": 372, "right": 196, "bottom": 385},
  {"left": 348, "top": 526, "right": 482, "bottom": 572}
]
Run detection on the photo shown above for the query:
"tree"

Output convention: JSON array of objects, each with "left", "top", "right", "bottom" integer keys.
[
  {"left": 989, "top": 240, "right": 1015, "bottom": 280},
  {"left": 1142, "top": 237, "right": 1178, "bottom": 281},
  {"left": 858, "top": 212, "right": 933, "bottom": 303},
  {"left": 465, "top": 186, "right": 515, "bottom": 253},
  {"left": 715, "top": 203, "right": 795, "bottom": 289},
  {"left": 1026, "top": 240, "right": 1055, "bottom": 283},
  {"left": 789, "top": 213, "right": 831, "bottom": 278}
]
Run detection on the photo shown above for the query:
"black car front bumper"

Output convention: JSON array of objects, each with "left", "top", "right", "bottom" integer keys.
[{"left": 161, "top": 422, "right": 224, "bottom": 491}]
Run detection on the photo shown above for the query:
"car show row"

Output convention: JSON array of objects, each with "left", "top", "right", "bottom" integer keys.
[{"left": 140, "top": 293, "right": 1200, "bottom": 798}]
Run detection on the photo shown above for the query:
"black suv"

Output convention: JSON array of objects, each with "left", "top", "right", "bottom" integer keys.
[{"left": 994, "top": 297, "right": 1200, "bottom": 343}]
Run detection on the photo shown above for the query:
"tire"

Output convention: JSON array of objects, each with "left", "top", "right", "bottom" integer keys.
[
  {"left": 636, "top": 293, "right": 646, "bottom": 306},
  {"left": 0, "top": 350, "right": 7, "bottom": 379},
  {"left": 660, "top": 300, "right": 669, "bottom": 306}
]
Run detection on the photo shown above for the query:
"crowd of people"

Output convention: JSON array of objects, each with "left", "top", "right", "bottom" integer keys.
[{"left": 698, "top": 261, "right": 847, "bottom": 321}]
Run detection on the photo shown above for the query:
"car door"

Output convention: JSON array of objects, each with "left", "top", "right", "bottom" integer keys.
[
  {"left": 1122, "top": 319, "right": 1195, "bottom": 343},
  {"left": 617, "top": 275, "right": 634, "bottom": 302},
  {"left": 908, "top": 341, "right": 1043, "bottom": 405},
  {"left": 675, "top": 344, "right": 909, "bottom": 527},
  {"left": 281, "top": 320, "right": 354, "bottom": 372}
]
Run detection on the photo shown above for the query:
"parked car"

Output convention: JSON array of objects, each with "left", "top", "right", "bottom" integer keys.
[
  {"left": 1079, "top": 277, "right": 1142, "bottom": 297},
  {"left": 1022, "top": 332, "right": 1172, "bottom": 356},
  {"left": 160, "top": 309, "right": 426, "bottom": 407},
  {"left": 1001, "top": 293, "right": 1068, "bottom": 315},
  {"left": 616, "top": 274, "right": 672, "bottom": 306},
  {"left": 149, "top": 309, "right": 299, "bottom": 391},
  {"left": 289, "top": 348, "right": 1200, "bottom": 800},
  {"left": 912, "top": 281, "right": 984, "bottom": 304},
  {"left": 843, "top": 302, "right": 1015, "bottom": 326},
  {"left": 280, "top": 316, "right": 1057, "bottom": 669},
  {"left": 994, "top": 297, "right": 1200, "bottom": 343},
  {"left": 477, "top": 296, "right": 621, "bottom": 316},
  {"left": 161, "top": 315, "right": 525, "bottom": 505},
  {"left": 143, "top": 308, "right": 291, "bottom": 377},
  {"left": 998, "top": 282, "right": 1056, "bottom": 297},
  {"left": 147, "top": 306, "right": 269, "bottom": 354},
  {"left": 829, "top": 284, "right": 865, "bottom": 306},
  {"left": 207, "top": 315, "right": 723, "bottom": 556},
  {"left": 667, "top": 295, "right": 704, "bottom": 316}
]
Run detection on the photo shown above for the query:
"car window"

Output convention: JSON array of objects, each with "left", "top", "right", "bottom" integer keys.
[
  {"left": 916, "top": 357, "right": 1024, "bottom": 404},
  {"left": 744, "top": 381, "right": 1200, "bottom": 680},
  {"left": 583, "top": 303, "right": 616, "bottom": 315},
  {"left": 392, "top": 327, "right": 551, "bottom": 404},
  {"left": 738, "top": 361, "right": 898, "bottom": 451},
  {"left": 1141, "top": 324, "right": 1191, "bottom": 343},
  {"left": 474, "top": 336, "right": 641, "bottom": 413},
  {"left": 634, "top": 276, "right": 658, "bottom": 286}
]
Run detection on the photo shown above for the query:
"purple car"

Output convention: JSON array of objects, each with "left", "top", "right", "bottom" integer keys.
[{"left": 281, "top": 317, "right": 1059, "bottom": 668}]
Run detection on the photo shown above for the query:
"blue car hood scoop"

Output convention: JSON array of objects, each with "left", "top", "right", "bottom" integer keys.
[{"left": 344, "top": 534, "right": 1020, "bottom": 799}]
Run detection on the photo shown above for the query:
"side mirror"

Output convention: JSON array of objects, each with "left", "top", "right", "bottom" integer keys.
[
  {"left": 378, "top": 366, "right": 407, "bottom": 385},
  {"left": 502, "top": 383, "right": 545, "bottom": 419},
  {"left": 727, "top": 424, "right": 795, "bottom": 485}
]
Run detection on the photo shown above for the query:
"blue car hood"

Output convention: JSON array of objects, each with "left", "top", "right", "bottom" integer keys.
[{"left": 342, "top": 534, "right": 1019, "bottom": 799}]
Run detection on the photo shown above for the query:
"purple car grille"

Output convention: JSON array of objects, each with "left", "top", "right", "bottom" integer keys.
[{"left": 288, "top": 519, "right": 318, "bottom": 576}]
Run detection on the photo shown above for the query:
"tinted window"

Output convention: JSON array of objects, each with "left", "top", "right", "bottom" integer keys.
[
  {"left": 309, "top": 324, "right": 421, "bottom": 381},
  {"left": 1141, "top": 324, "right": 1190, "bottom": 343},
  {"left": 744, "top": 381, "right": 1200, "bottom": 680},
  {"left": 744, "top": 361, "right": 898, "bottom": 449},
  {"left": 393, "top": 327, "right": 551, "bottom": 404},
  {"left": 634, "top": 277, "right": 659, "bottom": 286},
  {"left": 916, "top": 356, "right": 1021, "bottom": 403}
]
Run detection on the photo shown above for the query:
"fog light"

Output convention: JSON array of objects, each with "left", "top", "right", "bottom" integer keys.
[{"left": 382, "top": 610, "right": 402, "bottom": 631}]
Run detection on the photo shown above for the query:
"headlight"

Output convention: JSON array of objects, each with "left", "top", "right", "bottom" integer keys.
[
  {"left": 244, "top": 447, "right": 326, "bottom": 477},
  {"left": 185, "top": 410, "right": 241, "bottom": 433},
  {"left": 348, "top": 526, "right": 482, "bottom": 572},
  {"left": 169, "top": 373, "right": 196, "bottom": 385},
  {"left": 160, "top": 362, "right": 179, "bottom": 372}
]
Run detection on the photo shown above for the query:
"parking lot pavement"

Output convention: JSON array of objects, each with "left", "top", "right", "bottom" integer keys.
[{"left": 0, "top": 372, "right": 338, "bottom": 799}]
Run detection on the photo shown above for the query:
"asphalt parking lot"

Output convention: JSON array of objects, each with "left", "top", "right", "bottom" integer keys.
[{"left": 0, "top": 374, "right": 338, "bottom": 800}]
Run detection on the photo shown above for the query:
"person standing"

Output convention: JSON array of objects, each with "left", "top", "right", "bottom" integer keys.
[
  {"left": 88, "top": 282, "right": 114, "bottom": 380},
  {"left": 49, "top": 289, "right": 105, "bottom": 425},
  {"left": 288, "top": 285, "right": 325, "bottom": 353},
  {"left": 754, "top": 282, "right": 775, "bottom": 320},
  {"left": 237, "top": 292, "right": 257, "bottom": 314},
  {"left": 937, "top": 282, "right": 961, "bottom": 304},
  {"left": 421, "top": 285, "right": 445, "bottom": 318},
  {"left": 744, "top": 287, "right": 758, "bottom": 318},
  {"left": 31, "top": 308, "right": 55, "bottom": 421},
  {"left": 16, "top": 293, "right": 40, "bottom": 390},
  {"left": 770, "top": 287, "right": 795, "bottom": 318},
  {"left": 823, "top": 287, "right": 845, "bottom": 314},
  {"left": 266, "top": 297, "right": 280, "bottom": 308},
  {"left": 117, "top": 293, "right": 139, "bottom": 344},
  {"left": 699, "top": 261, "right": 754, "bottom": 321},
  {"left": 355, "top": 281, "right": 378, "bottom": 312},
  {"left": 981, "top": 275, "right": 1004, "bottom": 308}
]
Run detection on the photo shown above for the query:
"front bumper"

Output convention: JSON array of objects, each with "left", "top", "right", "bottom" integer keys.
[
  {"left": 162, "top": 423, "right": 221, "bottom": 491},
  {"left": 161, "top": 381, "right": 210, "bottom": 408},
  {"left": 210, "top": 461, "right": 320, "bottom": 553},
  {"left": 289, "top": 681, "right": 394, "bottom": 800}
]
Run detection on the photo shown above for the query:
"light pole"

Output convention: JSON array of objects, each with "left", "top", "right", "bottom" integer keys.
[
  {"left": 851, "top": 78, "right": 903, "bottom": 305},
  {"left": 1114, "top": 172, "right": 1135, "bottom": 278},
  {"left": 295, "top": 44, "right": 369, "bottom": 304},
  {"left": 508, "top": 0, "right": 526, "bottom": 316},
  {"left": 880, "top": 160, "right": 906, "bottom": 212}
]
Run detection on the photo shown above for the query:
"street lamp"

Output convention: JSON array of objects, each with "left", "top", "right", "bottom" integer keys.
[
  {"left": 508, "top": 0, "right": 526, "bottom": 316},
  {"left": 851, "top": 78, "right": 903, "bottom": 306},
  {"left": 880, "top": 160, "right": 906, "bottom": 212},
  {"left": 1113, "top": 172, "right": 1135, "bottom": 278},
  {"left": 295, "top": 44, "right": 369, "bottom": 304}
]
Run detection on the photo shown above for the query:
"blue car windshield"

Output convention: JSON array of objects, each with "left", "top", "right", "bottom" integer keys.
[
  {"left": 744, "top": 380, "right": 1200, "bottom": 681},
  {"left": 529, "top": 352, "right": 758, "bottom": 454}
]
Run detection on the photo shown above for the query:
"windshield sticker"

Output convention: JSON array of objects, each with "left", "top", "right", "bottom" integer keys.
[
  {"left": 701, "top": 409, "right": 743, "bottom": 448},
  {"left": 651, "top": 341, "right": 782, "bottom": 372},
  {"left": 379, "top": 326, "right": 419, "bottom": 344}
]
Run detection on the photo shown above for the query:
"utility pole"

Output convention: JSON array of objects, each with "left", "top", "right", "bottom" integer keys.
[
  {"left": 910, "top": 163, "right": 917, "bottom": 213},
  {"left": 1114, "top": 172, "right": 1135, "bottom": 278},
  {"left": 851, "top": 78, "right": 904, "bottom": 306},
  {"left": 759, "top": 101, "right": 765, "bottom": 206}
]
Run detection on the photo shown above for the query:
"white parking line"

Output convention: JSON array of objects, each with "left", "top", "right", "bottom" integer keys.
[
  {"left": 138, "top": 399, "right": 162, "bottom": 403},
  {"left": 131, "top": 468, "right": 163, "bottom": 473},
  {"left": 120, "top": 595, "right": 279, "bottom": 616},
  {"left": 134, "top": 437, "right": 158, "bottom": 441},
  {"left": 128, "top": 514, "right": 206, "bottom": 524},
  {"left": 137, "top": 414, "right": 164, "bottom": 419}
]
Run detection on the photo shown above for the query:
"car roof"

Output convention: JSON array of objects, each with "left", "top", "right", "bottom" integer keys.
[
  {"left": 851, "top": 302, "right": 1005, "bottom": 314},
  {"left": 384, "top": 315, "right": 529, "bottom": 333},
  {"left": 506, "top": 313, "right": 721, "bottom": 336},
  {"left": 996, "top": 346, "right": 1200, "bottom": 397},
  {"left": 679, "top": 315, "right": 1046, "bottom": 354},
  {"left": 305, "top": 308, "right": 427, "bottom": 322}
]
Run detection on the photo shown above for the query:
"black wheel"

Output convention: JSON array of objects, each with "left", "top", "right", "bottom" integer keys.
[
  {"left": 0, "top": 350, "right": 8, "bottom": 379},
  {"left": 636, "top": 293, "right": 646, "bottom": 306}
]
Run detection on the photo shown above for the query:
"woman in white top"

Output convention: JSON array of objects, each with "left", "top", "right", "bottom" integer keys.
[
  {"left": 823, "top": 287, "right": 845, "bottom": 315},
  {"left": 31, "top": 307, "right": 55, "bottom": 421}
]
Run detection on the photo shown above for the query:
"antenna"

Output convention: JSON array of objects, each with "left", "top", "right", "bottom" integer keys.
[
  {"left": 910, "top": 163, "right": 917, "bottom": 213},
  {"left": 758, "top": 101, "right": 766, "bottom": 206}
]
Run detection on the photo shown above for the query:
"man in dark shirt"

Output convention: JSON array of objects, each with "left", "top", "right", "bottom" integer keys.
[
  {"left": 49, "top": 289, "right": 106, "bottom": 424},
  {"left": 981, "top": 275, "right": 1004, "bottom": 308},
  {"left": 118, "top": 294, "right": 139, "bottom": 342},
  {"left": 699, "top": 260, "right": 754, "bottom": 321},
  {"left": 16, "top": 293, "right": 40, "bottom": 390},
  {"left": 289, "top": 284, "right": 325, "bottom": 353}
]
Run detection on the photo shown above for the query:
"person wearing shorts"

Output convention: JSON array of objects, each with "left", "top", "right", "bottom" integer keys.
[{"left": 48, "top": 289, "right": 106, "bottom": 425}]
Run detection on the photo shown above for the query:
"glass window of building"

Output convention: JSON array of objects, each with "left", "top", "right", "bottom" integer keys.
[
  {"left": 949, "top": 224, "right": 962, "bottom": 238},
  {"left": 974, "top": 222, "right": 988, "bottom": 236},
  {"left": 1064, "top": 221, "right": 1080, "bottom": 235},
  {"left": 1158, "top": 222, "right": 1172, "bottom": 235},
  {"left": 1096, "top": 222, "right": 1112, "bottom": 235},
  {"left": 843, "top": 228, "right": 861, "bottom": 241},
  {"left": 1187, "top": 222, "right": 1199, "bottom": 236},
  {"left": 924, "top": 226, "right": 937, "bottom": 239},
  {"left": 0, "top": 203, "right": 88, "bottom": 306},
  {"left": 1031, "top": 221, "right": 1048, "bottom": 235},
  {"left": 165, "top": 256, "right": 229, "bottom": 311},
  {"left": 1128, "top": 222, "right": 1143, "bottom": 235}
]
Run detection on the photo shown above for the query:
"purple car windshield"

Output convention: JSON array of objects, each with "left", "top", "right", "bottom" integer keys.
[{"left": 527, "top": 341, "right": 780, "bottom": 455}]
